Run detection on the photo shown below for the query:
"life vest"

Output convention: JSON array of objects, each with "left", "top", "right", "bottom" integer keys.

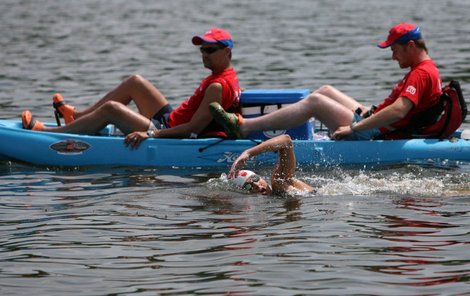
[{"left": 381, "top": 80, "right": 467, "bottom": 139}]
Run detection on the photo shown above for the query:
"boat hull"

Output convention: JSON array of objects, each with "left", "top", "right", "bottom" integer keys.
[{"left": 1, "top": 120, "right": 469, "bottom": 168}]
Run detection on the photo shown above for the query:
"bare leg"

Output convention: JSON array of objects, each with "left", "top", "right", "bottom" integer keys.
[
  {"left": 314, "top": 85, "right": 365, "bottom": 111},
  {"left": 43, "top": 101, "right": 150, "bottom": 135},
  {"left": 241, "top": 86, "right": 356, "bottom": 135},
  {"left": 75, "top": 74, "right": 168, "bottom": 119},
  {"left": 304, "top": 92, "right": 355, "bottom": 129}
]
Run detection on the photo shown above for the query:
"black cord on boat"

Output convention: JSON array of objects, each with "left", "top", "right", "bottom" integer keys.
[
  {"left": 198, "top": 138, "right": 226, "bottom": 152},
  {"left": 197, "top": 138, "right": 263, "bottom": 152}
]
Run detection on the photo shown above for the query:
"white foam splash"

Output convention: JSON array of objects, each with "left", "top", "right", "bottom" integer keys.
[
  {"left": 306, "top": 168, "right": 470, "bottom": 196},
  {"left": 206, "top": 166, "right": 470, "bottom": 197}
]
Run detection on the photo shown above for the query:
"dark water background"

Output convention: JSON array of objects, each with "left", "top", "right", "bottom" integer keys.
[{"left": 1, "top": 0, "right": 470, "bottom": 295}]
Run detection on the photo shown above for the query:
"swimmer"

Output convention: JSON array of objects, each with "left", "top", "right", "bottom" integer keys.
[{"left": 229, "top": 134, "right": 314, "bottom": 196}]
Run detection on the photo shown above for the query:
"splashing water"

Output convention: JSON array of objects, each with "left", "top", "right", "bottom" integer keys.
[{"left": 208, "top": 165, "right": 470, "bottom": 197}]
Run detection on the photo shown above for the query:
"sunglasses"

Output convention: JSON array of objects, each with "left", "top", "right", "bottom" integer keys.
[
  {"left": 199, "top": 46, "right": 225, "bottom": 54},
  {"left": 242, "top": 175, "right": 261, "bottom": 191}
]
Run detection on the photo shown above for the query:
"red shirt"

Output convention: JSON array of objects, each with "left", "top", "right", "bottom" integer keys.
[
  {"left": 374, "top": 59, "right": 442, "bottom": 134},
  {"left": 168, "top": 67, "right": 241, "bottom": 135}
]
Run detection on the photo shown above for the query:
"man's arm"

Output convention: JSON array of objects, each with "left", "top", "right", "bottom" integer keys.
[
  {"left": 157, "top": 83, "right": 223, "bottom": 138},
  {"left": 332, "top": 96, "right": 414, "bottom": 139}
]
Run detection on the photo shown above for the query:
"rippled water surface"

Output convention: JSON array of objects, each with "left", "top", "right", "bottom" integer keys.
[{"left": 1, "top": 0, "right": 470, "bottom": 295}]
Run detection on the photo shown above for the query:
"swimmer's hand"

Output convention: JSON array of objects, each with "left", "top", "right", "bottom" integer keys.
[{"left": 228, "top": 151, "right": 250, "bottom": 179}]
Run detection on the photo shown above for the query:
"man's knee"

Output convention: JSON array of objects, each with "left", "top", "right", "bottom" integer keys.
[
  {"left": 125, "top": 74, "right": 147, "bottom": 86},
  {"left": 315, "top": 84, "right": 336, "bottom": 96},
  {"left": 305, "top": 92, "right": 321, "bottom": 107},
  {"left": 100, "top": 101, "right": 126, "bottom": 116}
]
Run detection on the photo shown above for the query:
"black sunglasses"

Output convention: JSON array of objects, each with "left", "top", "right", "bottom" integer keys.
[
  {"left": 242, "top": 175, "right": 261, "bottom": 191},
  {"left": 199, "top": 46, "right": 225, "bottom": 54}
]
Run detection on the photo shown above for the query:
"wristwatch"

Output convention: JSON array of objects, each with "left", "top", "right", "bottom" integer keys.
[
  {"left": 147, "top": 129, "right": 156, "bottom": 138},
  {"left": 350, "top": 122, "right": 357, "bottom": 132}
]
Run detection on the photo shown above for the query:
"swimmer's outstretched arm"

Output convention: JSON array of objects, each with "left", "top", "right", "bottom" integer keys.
[{"left": 228, "top": 134, "right": 296, "bottom": 180}]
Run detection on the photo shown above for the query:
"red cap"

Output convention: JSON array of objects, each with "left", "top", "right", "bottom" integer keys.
[
  {"left": 377, "top": 23, "right": 422, "bottom": 48},
  {"left": 192, "top": 28, "right": 233, "bottom": 48}
]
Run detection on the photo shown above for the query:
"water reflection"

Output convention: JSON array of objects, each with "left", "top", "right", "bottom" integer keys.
[
  {"left": 361, "top": 195, "right": 470, "bottom": 288},
  {"left": 2, "top": 165, "right": 470, "bottom": 294}
]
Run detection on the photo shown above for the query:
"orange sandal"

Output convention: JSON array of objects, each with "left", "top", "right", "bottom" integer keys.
[
  {"left": 52, "top": 93, "right": 75, "bottom": 125},
  {"left": 21, "top": 110, "right": 44, "bottom": 131}
]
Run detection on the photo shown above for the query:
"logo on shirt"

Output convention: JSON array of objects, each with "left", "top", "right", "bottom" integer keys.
[{"left": 406, "top": 85, "right": 416, "bottom": 95}]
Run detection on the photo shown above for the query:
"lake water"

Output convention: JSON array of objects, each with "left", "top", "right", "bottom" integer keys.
[{"left": 1, "top": 0, "right": 470, "bottom": 295}]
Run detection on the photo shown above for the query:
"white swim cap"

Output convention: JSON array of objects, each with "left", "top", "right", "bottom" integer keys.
[{"left": 232, "top": 170, "right": 256, "bottom": 188}]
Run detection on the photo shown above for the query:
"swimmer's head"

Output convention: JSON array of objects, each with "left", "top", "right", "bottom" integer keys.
[{"left": 232, "top": 170, "right": 272, "bottom": 195}]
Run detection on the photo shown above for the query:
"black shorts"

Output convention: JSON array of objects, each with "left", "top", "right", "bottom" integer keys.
[{"left": 150, "top": 104, "right": 173, "bottom": 129}]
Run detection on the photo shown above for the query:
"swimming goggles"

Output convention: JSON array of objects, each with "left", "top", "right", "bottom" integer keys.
[{"left": 242, "top": 174, "right": 261, "bottom": 191}]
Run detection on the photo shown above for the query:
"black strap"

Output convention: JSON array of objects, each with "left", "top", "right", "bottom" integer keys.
[
  {"left": 53, "top": 100, "right": 65, "bottom": 126},
  {"left": 54, "top": 110, "right": 62, "bottom": 127},
  {"left": 197, "top": 138, "right": 262, "bottom": 153},
  {"left": 53, "top": 100, "right": 65, "bottom": 109}
]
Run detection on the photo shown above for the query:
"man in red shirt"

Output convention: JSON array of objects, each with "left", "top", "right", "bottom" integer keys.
[
  {"left": 22, "top": 28, "right": 241, "bottom": 148},
  {"left": 210, "top": 23, "right": 442, "bottom": 140}
]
